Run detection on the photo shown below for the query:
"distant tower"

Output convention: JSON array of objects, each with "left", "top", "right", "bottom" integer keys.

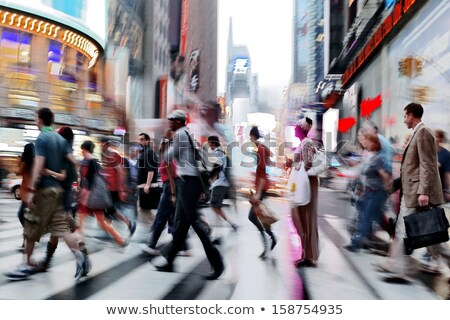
[{"left": 225, "top": 17, "right": 252, "bottom": 104}]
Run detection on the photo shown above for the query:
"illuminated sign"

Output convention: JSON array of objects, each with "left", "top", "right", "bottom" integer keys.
[
  {"left": 179, "top": 0, "right": 189, "bottom": 57},
  {"left": 233, "top": 57, "right": 250, "bottom": 74},
  {"left": 0, "top": 0, "right": 106, "bottom": 48},
  {"left": 342, "top": 0, "right": 418, "bottom": 86},
  {"left": 0, "top": 8, "right": 100, "bottom": 67}
]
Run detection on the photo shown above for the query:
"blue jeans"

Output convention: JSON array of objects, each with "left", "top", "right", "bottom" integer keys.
[
  {"left": 351, "top": 188, "right": 388, "bottom": 248},
  {"left": 149, "top": 181, "right": 177, "bottom": 249}
]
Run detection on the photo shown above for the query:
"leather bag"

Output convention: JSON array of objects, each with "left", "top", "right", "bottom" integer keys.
[
  {"left": 139, "top": 186, "right": 162, "bottom": 210},
  {"left": 257, "top": 202, "right": 280, "bottom": 228},
  {"left": 403, "top": 205, "right": 450, "bottom": 250}
]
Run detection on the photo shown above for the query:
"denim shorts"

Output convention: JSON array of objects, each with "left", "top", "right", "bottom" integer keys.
[{"left": 210, "top": 186, "right": 228, "bottom": 208}]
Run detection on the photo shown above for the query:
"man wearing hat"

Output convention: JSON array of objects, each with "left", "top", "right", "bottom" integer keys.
[
  {"left": 207, "top": 135, "right": 237, "bottom": 238},
  {"left": 155, "top": 109, "right": 225, "bottom": 280}
]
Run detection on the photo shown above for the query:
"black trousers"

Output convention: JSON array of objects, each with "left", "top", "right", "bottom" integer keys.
[{"left": 163, "top": 176, "right": 223, "bottom": 271}]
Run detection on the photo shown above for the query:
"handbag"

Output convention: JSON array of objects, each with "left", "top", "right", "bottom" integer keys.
[
  {"left": 85, "top": 161, "right": 113, "bottom": 210},
  {"left": 249, "top": 192, "right": 279, "bottom": 228},
  {"left": 286, "top": 162, "right": 311, "bottom": 208},
  {"left": 139, "top": 185, "right": 163, "bottom": 210},
  {"left": 403, "top": 204, "right": 450, "bottom": 251},
  {"left": 258, "top": 202, "right": 280, "bottom": 228}
]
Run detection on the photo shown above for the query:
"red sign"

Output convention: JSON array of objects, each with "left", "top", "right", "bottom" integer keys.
[
  {"left": 403, "top": 0, "right": 417, "bottom": 14},
  {"left": 360, "top": 94, "right": 382, "bottom": 119},
  {"left": 159, "top": 76, "right": 168, "bottom": 118},
  {"left": 338, "top": 117, "right": 357, "bottom": 133},
  {"left": 179, "top": 0, "right": 189, "bottom": 57}
]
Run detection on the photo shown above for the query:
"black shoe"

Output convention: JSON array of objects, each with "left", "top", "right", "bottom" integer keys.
[
  {"left": 82, "top": 254, "right": 92, "bottom": 276},
  {"left": 343, "top": 245, "right": 359, "bottom": 252},
  {"left": 205, "top": 265, "right": 224, "bottom": 280},
  {"left": 259, "top": 252, "right": 268, "bottom": 260},
  {"left": 154, "top": 264, "right": 174, "bottom": 273},
  {"left": 129, "top": 221, "right": 137, "bottom": 237},
  {"left": 294, "top": 259, "right": 316, "bottom": 268},
  {"left": 382, "top": 275, "right": 410, "bottom": 284},
  {"left": 271, "top": 236, "right": 277, "bottom": 250}
]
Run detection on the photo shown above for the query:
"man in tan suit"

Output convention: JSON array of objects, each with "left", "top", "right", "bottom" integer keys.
[{"left": 378, "top": 103, "right": 448, "bottom": 283}]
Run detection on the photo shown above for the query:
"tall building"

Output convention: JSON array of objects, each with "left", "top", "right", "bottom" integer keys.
[
  {"left": 106, "top": 0, "right": 170, "bottom": 121},
  {"left": 225, "top": 18, "right": 259, "bottom": 123},
  {"left": 288, "top": 0, "right": 325, "bottom": 132}
]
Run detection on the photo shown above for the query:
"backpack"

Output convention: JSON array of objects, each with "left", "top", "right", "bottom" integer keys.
[
  {"left": 217, "top": 149, "right": 236, "bottom": 199},
  {"left": 123, "top": 157, "right": 138, "bottom": 192}
]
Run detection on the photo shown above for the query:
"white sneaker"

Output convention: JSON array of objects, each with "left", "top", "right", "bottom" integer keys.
[
  {"left": 140, "top": 244, "right": 160, "bottom": 256},
  {"left": 420, "top": 257, "right": 450, "bottom": 275}
]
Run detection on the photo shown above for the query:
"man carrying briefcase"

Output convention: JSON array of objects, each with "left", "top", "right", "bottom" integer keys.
[{"left": 377, "top": 103, "right": 449, "bottom": 284}]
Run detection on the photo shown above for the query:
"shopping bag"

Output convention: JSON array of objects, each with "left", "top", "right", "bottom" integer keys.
[
  {"left": 404, "top": 205, "right": 450, "bottom": 251},
  {"left": 286, "top": 162, "right": 311, "bottom": 208}
]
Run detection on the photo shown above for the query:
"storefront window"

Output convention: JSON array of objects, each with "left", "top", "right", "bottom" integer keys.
[
  {"left": 0, "top": 28, "right": 31, "bottom": 69},
  {"left": 48, "top": 40, "right": 79, "bottom": 83},
  {"left": 48, "top": 40, "right": 79, "bottom": 111}
]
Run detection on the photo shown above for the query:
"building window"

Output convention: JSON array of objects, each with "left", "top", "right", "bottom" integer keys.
[{"left": 0, "top": 28, "right": 31, "bottom": 69}]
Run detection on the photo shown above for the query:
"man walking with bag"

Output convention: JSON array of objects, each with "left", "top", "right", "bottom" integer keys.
[
  {"left": 377, "top": 103, "right": 448, "bottom": 283},
  {"left": 154, "top": 110, "right": 224, "bottom": 280}
]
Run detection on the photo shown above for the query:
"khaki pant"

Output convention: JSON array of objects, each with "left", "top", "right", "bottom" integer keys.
[{"left": 24, "top": 187, "right": 70, "bottom": 242}]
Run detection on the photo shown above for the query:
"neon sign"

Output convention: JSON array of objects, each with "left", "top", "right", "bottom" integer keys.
[{"left": 342, "top": 0, "right": 419, "bottom": 86}]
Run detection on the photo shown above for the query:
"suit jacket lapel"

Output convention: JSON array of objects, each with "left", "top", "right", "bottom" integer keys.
[{"left": 401, "top": 123, "right": 424, "bottom": 165}]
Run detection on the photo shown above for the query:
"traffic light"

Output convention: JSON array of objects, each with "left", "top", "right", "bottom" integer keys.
[
  {"left": 399, "top": 56, "right": 423, "bottom": 78},
  {"left": 399, "top": 57, "right": 412, "bottom": 78},
  {"left": 414, "top": 58, "right": 423, "bottom": 75}
]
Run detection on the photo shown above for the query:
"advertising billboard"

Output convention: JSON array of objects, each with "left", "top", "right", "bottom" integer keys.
[
  {"left": 233, "top": 57, "right": 250, "bottom": 74},
  {"left": 0, "top": 0, "right": 106, "bottom": 47}
]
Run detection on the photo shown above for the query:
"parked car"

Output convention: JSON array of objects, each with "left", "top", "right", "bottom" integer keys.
[{"left": 8, "top": 178, "right": 22, "bottom": 200}]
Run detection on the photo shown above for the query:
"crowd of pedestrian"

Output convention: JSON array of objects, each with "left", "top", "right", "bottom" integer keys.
[{"left": 4, "top": 101, "right": 449, "bottom": 289}]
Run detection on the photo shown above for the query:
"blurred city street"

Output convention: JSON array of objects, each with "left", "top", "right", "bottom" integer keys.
[
  {"left": 1, "top": 189, "right": 449, "bottom": 300},
  {"left": 0, "top": 191, "right": 302, "bottom": 300}
]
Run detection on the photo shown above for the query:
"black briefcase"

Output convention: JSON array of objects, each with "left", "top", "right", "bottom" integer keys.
[
  {"left": 139, "top": 187, "right": 162, "bottom": 210},
  {"left": 404, "top": 205, "right": 450, "bottom": 251}
]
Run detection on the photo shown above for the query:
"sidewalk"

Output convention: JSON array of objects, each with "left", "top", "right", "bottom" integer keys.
[{"left": 298, "top": 189, "right": 450, "bottom": 300}]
